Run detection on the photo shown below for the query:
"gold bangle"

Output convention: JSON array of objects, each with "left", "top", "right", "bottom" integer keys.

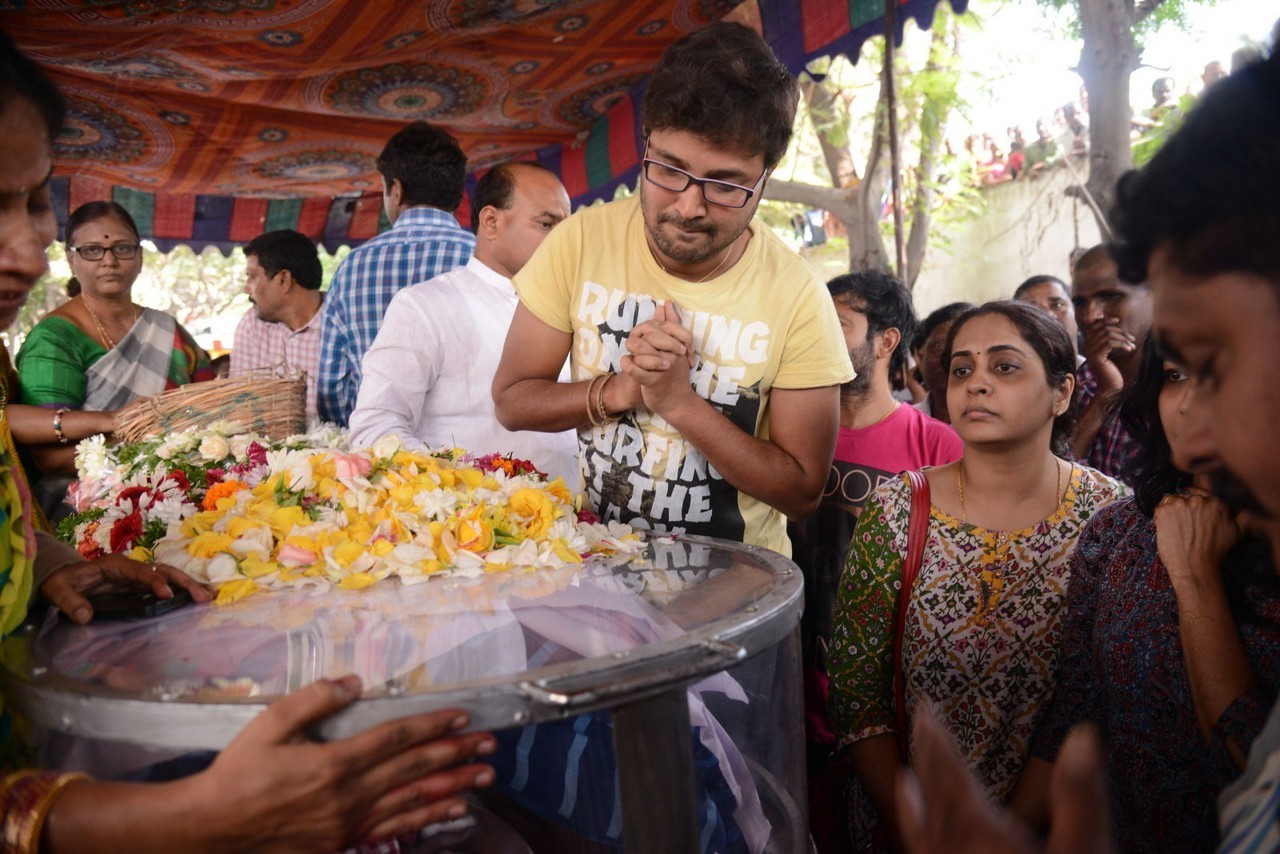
[
  {"left": 595, "top": 372, "right": 617, "bottom": 424},
  {"left": 52, "top": 408, "right": 68, "bottom": 444},
  {"left": 4, "top": 769, "right": 91, "bottom": 854},
  {"left": 585, "top": 375, "right": 604, "bottom": 429}
]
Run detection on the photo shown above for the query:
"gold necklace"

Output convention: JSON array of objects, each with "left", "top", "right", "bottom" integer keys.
[
  {"left": 82, "top": 298, "right": 138, "bottom": 350},
  {"left": 866, "top": 400, "right": 900, "bottom": 428},
  {"left": 958, "top": 459, "right": 1068, "bottom": 624},
  {"left": 956, "top": 458, "right": 1065, "bottom": 525},
  {"left": 653, "top": 235, "right": 738, "bottom": 283}
]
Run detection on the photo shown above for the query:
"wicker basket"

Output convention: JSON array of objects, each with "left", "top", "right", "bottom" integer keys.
[{"left": 114, "top": 370, "right": 307, "bottom": 442}]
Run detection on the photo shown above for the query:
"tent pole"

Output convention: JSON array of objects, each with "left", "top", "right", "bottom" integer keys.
[{"left": 883, "top": 0, "right": 906, "bottom": 280}]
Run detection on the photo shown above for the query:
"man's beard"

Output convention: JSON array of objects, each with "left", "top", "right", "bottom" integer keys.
[
  {"left": 650, "top": 212, "right": 724, "bottom": 265},
  {"left": 641, "top": 184, "right": 742, "bottom": 266},
  {"left": 1210, "top": 468, "right": 1272, "bottom": 519},
  {"left": 840, "top": 341, "right": 876, "bottom": 397}
]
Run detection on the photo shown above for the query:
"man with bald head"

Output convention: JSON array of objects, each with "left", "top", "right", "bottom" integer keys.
[{"left": 349, "top": 162, "right": 579, "bottom": 485}]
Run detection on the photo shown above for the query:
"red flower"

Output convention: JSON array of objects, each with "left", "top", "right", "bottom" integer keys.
[
  {"left": 205, "top": 468, "right": 225, "bottom": 486},
  {"left": 109, "top": 512, "right": 144, "bottom": 553},
  {"left": 116, "top": 485, "right": 151, "bottom": 510},
  {"left": 509, "top": 457, "right": 540, "bottom": 477},
  {"left": 166, "top": 469, "right": 191, "bottom": 493},
  {"left": 78, "top": 521, "right": 105, "bottom": 560},
  {"left": 474, "top": 453, "right": 544, "bottom": 479},
  {"left": 576, "top": 508, "right": 600, "bottom": 525},
  {"left": 246, "top": 443, "right": 268, "bottom": 466}
]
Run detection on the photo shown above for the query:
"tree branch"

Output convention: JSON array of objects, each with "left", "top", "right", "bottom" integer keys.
[
  {"left": 799, "top": 75, "right": 860, "bottom": 187},
  {"left": 762, "top": 179, "right": 855, "bottom": 213}
]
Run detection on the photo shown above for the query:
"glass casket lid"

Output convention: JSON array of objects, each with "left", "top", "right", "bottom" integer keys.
[{"left": 1, "top": 534, "right": 801, "bottom": 749}]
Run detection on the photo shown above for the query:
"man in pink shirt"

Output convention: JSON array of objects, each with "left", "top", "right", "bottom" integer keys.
[
  {"left": 794, "top": 272, "right": 962, "bottom": 628},
  {"left": 792, "top": 270, "right": 962, "bottom": 835},
  {"left": 229, "top": 230, "right": 324, "bottom": 423}
]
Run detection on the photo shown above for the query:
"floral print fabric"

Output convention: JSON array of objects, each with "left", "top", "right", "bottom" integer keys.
[
  {"left": 828, "top": 465, "right": 1126, "bottom": 800},
  {"left": 1031, "top": 498, "right": 1280, "bottom": 852}
]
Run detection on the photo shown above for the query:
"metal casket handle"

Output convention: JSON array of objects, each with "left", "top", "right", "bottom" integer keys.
[{"left": 515, "top": 639, "right": 747, "bottom": 710}]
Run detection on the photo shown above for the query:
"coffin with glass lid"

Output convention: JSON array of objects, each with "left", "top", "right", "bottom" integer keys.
[{"left": 2, "top": 534, "right": 806, "bottom": 852}]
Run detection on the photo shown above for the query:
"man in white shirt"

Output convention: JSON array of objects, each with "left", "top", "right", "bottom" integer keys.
[
  {"left": 229, "top": 229, "right": 324, "bottom": 422},
  {"left": 348, "top": 163, "right": 579, "bottom": 486}
]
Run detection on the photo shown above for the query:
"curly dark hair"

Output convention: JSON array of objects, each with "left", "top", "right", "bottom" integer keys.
[
  {"left": 641, "top": 22, "right": 798, "bottom": 170},
  {"left": 827, "top": 270, "right": 918, "bottom": 380},
  {"left": 377, "top": 121, "right": 468, "bottom": 212},
  {"left": 944, "top": 300, "right": 1078, "bottom": 456}
]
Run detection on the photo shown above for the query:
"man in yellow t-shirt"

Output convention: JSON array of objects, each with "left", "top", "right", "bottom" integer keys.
[{"left": 493, "top": 22, "right": 854, "bottom": 555}]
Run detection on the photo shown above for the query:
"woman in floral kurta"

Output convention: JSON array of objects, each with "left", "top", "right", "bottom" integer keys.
[
  {"left": 826, "top": 302, "right": 1127, "bottom": 841},
  {"left": 828, "top": 466, "right": 1124, "bottom": 795}
]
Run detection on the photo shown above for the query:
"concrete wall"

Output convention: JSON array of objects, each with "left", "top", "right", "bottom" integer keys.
[{"left": 909, "top": 164, "right": 1103, "bottom": 314}]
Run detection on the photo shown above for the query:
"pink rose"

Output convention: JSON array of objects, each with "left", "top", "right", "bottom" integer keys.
[
  {"left": 277, "top": 544, "right": 317, "bottom": 567},
  {"left": 332, "top": 453, "right": 372, "bottom": 480}
]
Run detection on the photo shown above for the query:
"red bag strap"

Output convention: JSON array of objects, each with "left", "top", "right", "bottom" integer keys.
[{"left": 893, "top": 469, "right": 931, "bottom": 760}]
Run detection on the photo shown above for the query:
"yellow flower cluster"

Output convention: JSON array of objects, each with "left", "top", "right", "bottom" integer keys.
[{"left": 148, "top": 444, "right": 639, "bottom": 604}]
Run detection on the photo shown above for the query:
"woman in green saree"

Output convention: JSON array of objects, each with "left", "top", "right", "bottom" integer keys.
[{"left": 15, "top": 200, "right": 214, "bottom": 517}]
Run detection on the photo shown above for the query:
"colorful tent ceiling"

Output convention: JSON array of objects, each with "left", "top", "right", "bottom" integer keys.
[{"left": 5, "top": 0, "right": 964, "bottom": 253}]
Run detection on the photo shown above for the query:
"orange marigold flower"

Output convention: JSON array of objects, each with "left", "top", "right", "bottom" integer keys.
[{"left": 203, "top": 480, "right": 249, "bottom": 511}]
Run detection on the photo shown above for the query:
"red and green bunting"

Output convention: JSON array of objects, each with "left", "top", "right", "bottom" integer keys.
[{"left": 47, "top": 0, "right": 963, "bottom": 253}]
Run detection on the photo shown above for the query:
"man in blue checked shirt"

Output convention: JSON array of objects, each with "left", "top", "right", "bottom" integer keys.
[{"left": 316, "top": 121, "right": 475, "bottom": 425}]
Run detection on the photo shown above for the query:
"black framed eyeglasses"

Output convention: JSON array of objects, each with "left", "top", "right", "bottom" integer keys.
[
  {"left": 641, "top": 147, "right": 768, "bottom": 209},
  {"left": 69, "top": 243, "right": 141, "bottom": 261}
]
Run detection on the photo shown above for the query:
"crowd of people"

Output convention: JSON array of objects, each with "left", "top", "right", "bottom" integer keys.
[
  {"left": 964, "top": 52, "right": 1243, "bottom": 188},
  {"left": 0, "top": 15, "right": 1278, "bottom": 854}
]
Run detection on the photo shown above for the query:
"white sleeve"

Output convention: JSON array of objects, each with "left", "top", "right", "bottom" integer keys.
[{"left": 348, "top": 287, "right": 441, "bottom": 451}]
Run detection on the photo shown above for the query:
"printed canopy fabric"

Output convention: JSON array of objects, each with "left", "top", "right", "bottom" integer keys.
[{"left": 4, "top": 0, "right": 962, "bottom": 252}]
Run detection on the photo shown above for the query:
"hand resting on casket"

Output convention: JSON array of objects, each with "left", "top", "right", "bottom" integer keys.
[
  {"left": 42, "top": 675, "right": 497, "bottom": 851},
  {"left": 39, "top": 553, "right": 214, "bottom": 626}
]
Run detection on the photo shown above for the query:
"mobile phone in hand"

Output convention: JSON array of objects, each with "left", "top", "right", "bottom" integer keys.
[{"left": 87, "top": 588, "right": 194, "bottom": 621}]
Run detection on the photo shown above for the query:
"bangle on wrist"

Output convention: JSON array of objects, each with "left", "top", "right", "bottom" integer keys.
[
  {"left": 52, "top": 408, "right": 69, "bottom": 444},
  {"left": 595, "top": 372, "right": 618, "bottom": 425},
  {"left": 585, "top": 375, "right": 605, "bottom": 429}
]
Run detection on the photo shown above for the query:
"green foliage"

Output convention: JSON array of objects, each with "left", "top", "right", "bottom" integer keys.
[
  {"left": 1031, "top": 0, "right": 1218, "bottom": 49},
  {"left": 273, "top": 474, "right": 304, "bottom": 508},
  {"left": 57, "top": 506, "right": 104, "bottom": 544},
  {"left": 1131, "top": 93, "right": 1195, "bottom": 165},
  {"left": 1134, "top": 0, "right": 1213, "bottom": 41},
  {"left": 5, "top": 240, "right": 349, "bottom": 355},
  {"left": 142, "top": 516, "right": 169, "bottom": 547}
]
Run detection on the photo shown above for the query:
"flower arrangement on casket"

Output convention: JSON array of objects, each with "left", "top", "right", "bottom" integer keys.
[{"left": 58, "top": 423, "right": 642, "bottom": 605}]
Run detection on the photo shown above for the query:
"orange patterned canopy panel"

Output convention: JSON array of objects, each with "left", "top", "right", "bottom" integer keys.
[{"left": 3, "top": 0, "right": 962, "bottom": 249}]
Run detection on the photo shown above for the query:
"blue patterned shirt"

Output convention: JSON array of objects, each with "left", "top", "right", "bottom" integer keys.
[{"left": 317, "top": 206, "right": 474, "bottom": 425}]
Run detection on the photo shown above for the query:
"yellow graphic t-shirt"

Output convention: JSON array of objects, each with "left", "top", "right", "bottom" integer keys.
[{"left": 514, "top": 196, "right": 854, "bottom": 555}]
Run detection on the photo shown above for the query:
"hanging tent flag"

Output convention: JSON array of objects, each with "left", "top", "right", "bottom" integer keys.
[{"left": 4, "top": 0, "right": 964, "bottom": 252}]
